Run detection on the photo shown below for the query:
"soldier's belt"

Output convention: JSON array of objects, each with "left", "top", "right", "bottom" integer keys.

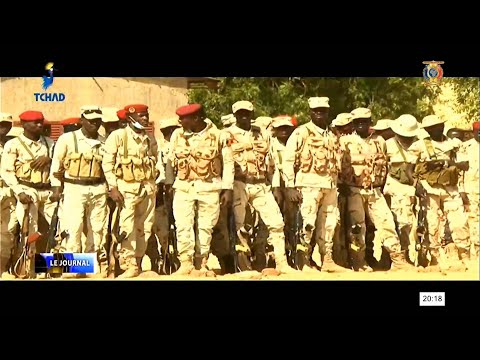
[
  {"left": 234, "top": 175, "right": 266, "bottom": 184},
  {"left": 63, "top": 178, "right": 106, "bottom": 186},
  {"left": 346, "top": 184, "right": 383, "bottom": 189},
  {"left": 17, "top": 180, "right": 51, "bottom": 190}
]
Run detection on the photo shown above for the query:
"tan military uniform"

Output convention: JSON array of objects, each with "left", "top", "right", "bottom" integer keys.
[
  {"left": 0, "top": 133, "right": 55, "bottom": 276},
  {"left": 339, "top": 133, "right": 402, "bottom": 270},
  {"left": 50, "top": 129, "right": 108, "bottom": 260},
  {"left": 166, "top": 122, "right": 234, "bottom": 272},
  {"left": 384, "top": 137, "right": 418, "bottom": 262},
  {"left": 102, "top": 126, "right": 161, "bottom": 275},
  {"left": 283, "top": 121, "right": 341, "bottom": 266},
  {"left": 456, "top": 138, "right": 478, "bottom": 257},
  {"left": 0, "top": 140, "right": 18, "bottom": 277},
  {"left": 224, "top": 124, "right": 293, "bottom": 271},
  {"left": 409, "top": 136, "right": 470, "bottom": 258}
]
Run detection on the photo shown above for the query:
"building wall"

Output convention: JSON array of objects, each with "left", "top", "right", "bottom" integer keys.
[{"left": 0, "top": 77, "right": 189, "bottom": 140}]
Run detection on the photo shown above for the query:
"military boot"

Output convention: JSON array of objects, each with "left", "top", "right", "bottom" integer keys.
[
  {"left": 175, "top": 258, "right": 194, "bottom": 275},
  {"left": 426, "top": 249, "right": 448, "bottom": 274},
  {"left": 389, "top": 251, "right": 415, "bottom": 271},
  {"left": 117, "top": 258, "right": 141, "bottom": 279},
  {"left": 451, "top": 247, "right": 469, "bottom": 272},
  {"left": 199, "top": 256, "right": 216, "bottom": 277},
  {"left": 350, "top": 250, "right": 372, "bottom": 272},
  {"left": 321, "top": 252, "right": 349, "bottom": 272},
  {"left": 275, "top": 255, "right": 301, "bottom": 275}
]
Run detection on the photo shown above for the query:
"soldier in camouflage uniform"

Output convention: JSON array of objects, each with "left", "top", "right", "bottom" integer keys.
[
  {"left": 339, "top": 108, "right": 413, "bottom": 272},
  {"left": 408, "top": 115, "right": 470, "bottom": 272},
  {"left": 0, "top": 113, "right": 18, "bottom": 279},
  {"left": 283, "top": 97, "right": 345, "bottom": 272}
]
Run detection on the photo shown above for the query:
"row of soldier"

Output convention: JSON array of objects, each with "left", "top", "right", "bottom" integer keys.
[{"left": 0, "top": 96, "right": 478, "bottom": 279}]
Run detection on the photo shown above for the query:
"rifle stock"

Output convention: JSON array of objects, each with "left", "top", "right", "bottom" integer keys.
[
  {"left": 46, "top": 200, "right": 61, "bottom": 253},
  {"left": 161, "top": 193, "right": 180, "bottom": 275}
]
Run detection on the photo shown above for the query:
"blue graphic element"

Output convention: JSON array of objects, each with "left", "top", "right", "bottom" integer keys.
[
  {"left": 40, "top": 253, "right": 96, "bottom": 273},
  {"left": 41, "top": 62, "right": 55, "bottom": 91}
]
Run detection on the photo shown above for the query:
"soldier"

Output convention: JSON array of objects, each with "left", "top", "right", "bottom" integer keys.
[
  {"left": 371, "top": 119, "right": 394, "bottom": 141},
  {"left": 267, "top": 115, "right": 296, "bottom": 265},
  {"left": 338, "top": 107, "right": 412, "bottom": 272},
  {"left": 60, "top": 117, "right": 82, "bottom": 133},
  {"left": 0, "top": 113, "right": 18, "bottom": 279},
  {"left": 0, "top": 110, "right": 55, "bottom": 278},
  {"left": 150, "top": 117, "right": 180, "bottom": 272},
  {"left": 224, "top": 100, "right": 297, "bottom": 274},
  {"left": 283, "top": 97, "right": 344, "bottom": 272},
  {"left": 332, "top": 113, "right": 354, "bottom": 136},
  {"left": 445, "top": 127, "right": 465, "bottom": 142},
  {"left": 221, "top": 114, "right": 236, "bottom": 129},
  {"left": 455, "top": 121, "right": 479, "bottom": 262},
  {"left": 408, "top": 115, "right": 470, "bottom": 271},
  {"left": 383, "top": 115, "right": 419, "bottom": 264},
  {"left": 50, "top": 106, "right": 108, "bottom": 278},
  {"left": 102, "top": 104, "right": 161, "bottom": 278},
  {"left": 117, "top": 109, "right": 128, "bottom": 129},
  {"left": 331, "top": 113, "right": 354, "bottom": 267},
  {"left": 165, "top": 103, "right": 234, "bottom": 275}
]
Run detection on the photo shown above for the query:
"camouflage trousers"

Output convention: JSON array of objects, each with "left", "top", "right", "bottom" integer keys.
[{"left": 467, "top": 194, "right": 479, "bottom": 257}]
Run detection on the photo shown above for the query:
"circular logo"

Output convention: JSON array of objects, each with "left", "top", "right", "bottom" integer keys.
[
  {"left": 128, "top": 107, "right": 136, "bottom": 113},
  {"left": 423, "top": 64, "right": 443, "bottom": 81}
]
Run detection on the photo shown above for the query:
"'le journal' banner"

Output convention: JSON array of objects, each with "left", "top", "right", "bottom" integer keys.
[{"left": 34, "top": 253, "right": 96, "bottom": 274}]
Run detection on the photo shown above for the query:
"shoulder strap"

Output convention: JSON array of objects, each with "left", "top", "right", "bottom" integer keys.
[
  {"left": 123, "top": 128, "right": 128, "bottom": 158},
  {"left": 72, "top": 132, "right": 78, "bottom": 153},
  {"left": 423, "top": 138, "right": 436, "bottom": 160},
  {"left": 394, "top": 139, "right": 407, "bottom": 162},
  {"left": 17, "top": 137, "right": 35, "bottom": 159}
]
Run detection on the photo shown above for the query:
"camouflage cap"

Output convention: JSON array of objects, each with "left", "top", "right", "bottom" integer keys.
[
  {"left": 421, "top": 115, "right": 445, "bottom": 128},
  {"left": 333, "top": 113, "right": 353, "bottom": 126},
  {"left": 308, "top": 97, "right": 330, "bottom": 109},
  {"left": 232, "top": 101, "right": 254, "bottom": 113},
  {"left": 159, "top": 117, "right": 180, "bottom": 129},
  {"left": 372, "top": 119, "right": 392, "bottom": 131},
  {"left": 0, "top": 112, "right": 13, "bottom": 123},
  {"left": 351, "top": 107, "right": 372, "bottom": 120}
]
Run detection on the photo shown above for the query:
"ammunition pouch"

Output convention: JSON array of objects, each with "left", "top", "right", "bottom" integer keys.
[
  {"left": 15, "top": 163, "right": 49, "bottom": 184},
  {"left": 415, "top": 163, "right": 459, "bottom": 187},
  {"left": 389, "top": 163, "right": 412, "bottom": 185}
]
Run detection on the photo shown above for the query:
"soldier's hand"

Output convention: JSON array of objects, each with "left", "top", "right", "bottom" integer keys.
[
  {"left": 460, "top": 192, "right": 470, "bottom": 211},
  {"left": 109, "top": 187, "right": 124, "bottom": 207},
  {"left": 286, "top": 188, "right": 302, "bottom": 203},
  {"left": 18, "top": 192, "right": 33, "bottom": 204},
  {"left": 53, "top": 170, "right": 65, "bottom": 181},
  {"left": 49, "top": 187, "right": 62, "bottom": 203},
  {"left": 456, "top": 161, "right": 469, "bottom": 172},
  {"left": 220, "top": 189, "right": 233, "bottom": 207},
  {"left": 30, "top": 156, "right": 51, "bottom": 171}
]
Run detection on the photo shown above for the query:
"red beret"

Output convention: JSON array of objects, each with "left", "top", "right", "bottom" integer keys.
[
  {"left": 176, "top": 104, "right": 202, "bottom": 117},
  {"left": 290, "top": 117, "right": 298, "bottom": 127},
  {"left": 117, "top": 109, "right": 127, "bottom": 120},
  {"left": 124, "top": 104, "right": 148, "bottom": 114},
  {"left": 60, "top": 117, "right": 81, "bottom": 126},
  {"left": 19, "top": 111, "right": 44, "bottom": 122},
  {"left": 473, "top": 122, "right": 480, "bottom": 130}
]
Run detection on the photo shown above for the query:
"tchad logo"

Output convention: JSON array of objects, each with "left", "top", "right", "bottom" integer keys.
[{"left": 34, "top": 62, "right": 66, "bottom": 102}]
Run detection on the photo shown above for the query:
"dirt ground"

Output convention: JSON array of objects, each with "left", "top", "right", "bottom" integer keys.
[{"left": 28, "top": 254, "right": 479, "bottom": 281}]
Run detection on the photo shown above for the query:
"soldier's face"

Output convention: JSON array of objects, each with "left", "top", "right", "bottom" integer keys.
[
  {"left": 447, "top": 129, "right": 464, "bottom": 141},
  {"left": 275, "top": 125, "right": 294, "bottom": 140},
  {"left": 119, "top": 120, "right": 128, "bottom": 128},
  {"left": 337, "top": 124, "right": 353, "bottom": 135},
  {"left": 82, "top": 117, "right": 102, "bottom": 133},
  {"left": 425, "top": 124, "right": 444, "bottom": 139},
  {"left": 179, "top": 114, "right": 196, "bottom": 131},
  {"left": 376, "top": 128, "right": 395, "bottom": 140},
  {"left": 474, "top": 128, "right": 479, "bottom": 142},
  {"left": 0, "top": 122, "right": 12, "bottom": 136},
  {"left": 64, "top": 124, "right": 81, "bottom": 133},
  {"left": 234, "top": 110, "right": 253, "bottom": 129},
  {"left": 22, "top": 120, "right": 43, "bottom": 136},
  {"left": 353, "top": 118, "right": 371, "bottom": 137},
  {"left": 310, "top": 107, "right": 329, "bottom": 128},
  {"left": 161, "top": 126, "right": 179, "bottom": 142},
  {"left": 43, "top": 125, "right": 51, "bottom": 137},
  {"left": 129, "top": 112, "right": 150, "bottom": 128}
]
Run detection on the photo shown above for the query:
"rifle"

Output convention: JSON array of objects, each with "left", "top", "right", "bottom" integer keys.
[
  {"left": 109, "top": 205, "right": 126, "bottom": 278},
  {"left": 229, "top": 206, "right": 252, "bottom": 272},
  {"left": 13, "top": 204, "right": 42, "bottom": 279},
  {"left": 45, "top": 200, "right": 61, "bottom": 253},
  {"left": 291, "top": 205, "right": 308, "bottom": 270},
  {"left": 161, "top": 193, "right": 180, "bottom": 275},
  {"left": 415, "top": 184, "right": 429, "bottom": 267}
]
